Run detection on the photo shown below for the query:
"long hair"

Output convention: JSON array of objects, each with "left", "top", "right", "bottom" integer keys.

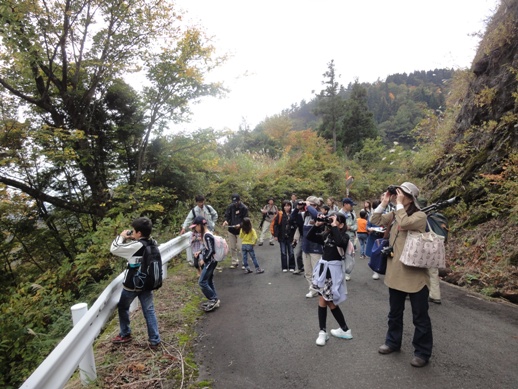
[
  {"left": 404, "top": 193, "right": 420, "bottom": 216},
  {"left": 241, "top": 217, "right": 252, "bottom": 234}
]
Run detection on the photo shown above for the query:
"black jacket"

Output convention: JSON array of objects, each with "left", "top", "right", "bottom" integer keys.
[{"left": 224, "top": 202, "right": 249, "bottom": 235}]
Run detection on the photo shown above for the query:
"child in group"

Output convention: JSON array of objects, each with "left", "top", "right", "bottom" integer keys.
[
  {"left": 357, "top": 210, "right": 369, "bottom": 258},
  {"left": 239, "top": 217, "right": 264, "bottom": 274}
]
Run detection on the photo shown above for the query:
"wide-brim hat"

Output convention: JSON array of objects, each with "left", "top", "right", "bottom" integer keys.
[{"left": 399, "top": 182, "right": 421, "bottom": 209}]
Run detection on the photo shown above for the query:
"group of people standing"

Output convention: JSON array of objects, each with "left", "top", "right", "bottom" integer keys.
[{"left": 109, "top": 184, "right": 438, "bottom": 369}]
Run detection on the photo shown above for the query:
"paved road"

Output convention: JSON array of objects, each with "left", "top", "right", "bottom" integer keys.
[{"left": 195, "top": 242, "right": 518, "bottom": 389}]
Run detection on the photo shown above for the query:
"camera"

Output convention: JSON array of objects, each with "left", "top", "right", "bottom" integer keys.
[
  {"left": 316, "top": 214, "right": 332, "bottom": 224},
  {"left": 268, "top": 211, "right": 275, "bottom": 215},
  {"left": 387, "top": 185, "right": 398, "bottom": 195},
  {"left": 381, "top": 245, "right": 394, "bottom": 257},
  {"left": 126, "top": 230, "right": 133, "bottom": 236}
]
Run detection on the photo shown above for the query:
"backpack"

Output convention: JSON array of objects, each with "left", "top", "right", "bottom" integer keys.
[
  {"left": 134, "top": 239, "right": 163, "bottom": 291},
  {"left": 203, "top": 232, "right": 229, "bottom": 262},
  {"left": 426, "top": 213, "right": 450, "bottom": 243},
  {"left": 270, "top": 211, "right": 283, "bottom": 235}
]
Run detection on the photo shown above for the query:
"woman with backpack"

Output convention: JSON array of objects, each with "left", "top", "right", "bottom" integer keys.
[
  {"left": 191, "top": 216, "right": 220, "bottom": 312},
  {"left": 370, "top": 182, "right": 431, "bottom": 368}
]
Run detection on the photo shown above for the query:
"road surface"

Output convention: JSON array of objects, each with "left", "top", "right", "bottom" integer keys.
[{"left": 195, "top": 242, "right": 518, "bottom": 389}]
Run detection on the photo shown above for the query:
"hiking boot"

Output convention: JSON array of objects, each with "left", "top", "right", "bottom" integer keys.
[
  {"left": 255, "top": 268, "right": 264, "bottom": 274},
  {"left": 112, "top": 334, "right": 132, "bottom": 344},
  {"left": 316, "top": 330, "right": 329, "bottom": 346},
  {"left": 244, "top": 268, "right": 253, "bottom": 274},
  {"left": 204, "top": 299, "right": 220, "bottom": 312},
  {"left": 330, "top": 328, "right": 353, "bottom": 339}
]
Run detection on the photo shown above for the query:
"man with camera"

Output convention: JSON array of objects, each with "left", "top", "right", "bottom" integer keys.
[
  {"left": 339, "top": 198, "right": 358, "bottom": 281},
  {"left": 258, "top": 197, "right": 278, "bottom": 246},
  {"left": 300, "top": 196, "right": 324, "bottom": 298}
]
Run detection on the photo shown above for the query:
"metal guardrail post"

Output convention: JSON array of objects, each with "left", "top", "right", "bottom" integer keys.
[{"left": 71, "top": 303, "right": 97, "bottom": 385}]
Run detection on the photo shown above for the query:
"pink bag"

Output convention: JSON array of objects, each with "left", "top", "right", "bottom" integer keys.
[{"left": 399, "top": 222, "right": 446, "bottom": 268}]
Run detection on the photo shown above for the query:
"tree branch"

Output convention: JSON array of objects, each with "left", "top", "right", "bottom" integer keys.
[{"left": 0, "top": 176, "right": 100, "bottom": 216}]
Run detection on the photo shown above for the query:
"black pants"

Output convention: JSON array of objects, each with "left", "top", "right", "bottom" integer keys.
[{"left": 385, "top": 286, "right": 433, "bottom": 361}]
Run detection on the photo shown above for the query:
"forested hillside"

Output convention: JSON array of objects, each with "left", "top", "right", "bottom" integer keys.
[{"left": 0, "top": 0, "right": 516, "bottom": 387}]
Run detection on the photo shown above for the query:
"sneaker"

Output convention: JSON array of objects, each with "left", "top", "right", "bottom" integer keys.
[
  {"left": 306, "top": 291, "right": 318, "bottom": 298},
  {"left": 112, "top": 334, "right": 132, "bottom": 344},
  {"left": 269, "top": 242, "right": 274, "bottom": 246},
  {"left": 293, "top": 269, "right": 304, "bottom": 275},
  {"left": 345, "top": 275, "right": 351, "bottom": 281},
  {"left": 330, "top": 328, "right": 353, "bottom": 339},
  {"left": 242, "top": 265, "right": 246, "bottom": 269},
  {"left": 244, "top": 268, "right": 253, "bottom": 274},
  {"left": 255, "top": 268, "right": 264, "bottom": 274},
  {"left": 149, "top": 342, "right": 161, "bottom": 350},
  {"left": 372, "top": 272, "right": 380, "bottom": 280},
  {"left": 216, "top": 265, "right": 223, "bottom": 270},
  {"left": 203, "top": 299, "right": 220, "bottom": 312},
  {"left": 258, "top": 242, "right": 263, "bottom": 246},
  {"left": 316, "top": 330, "right": 329, "bottom": 346},
  {"left": 282, "top": 269, "right": 288, "bottom": 272},
  {"left": 229, "top": 264, "right": 239, "bottom": 269},
  {"left": 289, "top": 269, "right": 295, "bottom": 272}
]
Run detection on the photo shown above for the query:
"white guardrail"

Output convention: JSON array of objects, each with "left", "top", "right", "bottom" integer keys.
[{"left": 20, "top": 233, "right": 193, "bottom": 389}]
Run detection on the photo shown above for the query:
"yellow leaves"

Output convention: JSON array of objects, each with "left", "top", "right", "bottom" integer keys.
[{"left": 474, "top": 87, "right": 496, "bottom": 107}]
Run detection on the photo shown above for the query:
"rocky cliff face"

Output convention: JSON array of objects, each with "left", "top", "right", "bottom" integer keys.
[{"left": 425, "top": 0, "right": 518, "bottom": 303}]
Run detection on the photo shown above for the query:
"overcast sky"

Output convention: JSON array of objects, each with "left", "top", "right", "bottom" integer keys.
[{"left": 170, "top": 0, "right": 499, "bottom": 133}]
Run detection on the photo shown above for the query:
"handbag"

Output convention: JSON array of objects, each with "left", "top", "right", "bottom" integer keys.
[
  {"left": 399, "top": 221, "right": 446, "bottom": 268},
  {"left": 368, "top": 238, "right": 389, "bottom": 274},
  {"left": 338, "top": 240, "right": 355, "bottom": 274}
]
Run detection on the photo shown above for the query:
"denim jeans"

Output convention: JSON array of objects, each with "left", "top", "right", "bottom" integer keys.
[
  {"left": 294, "top": 240, "right": 304, "bottom": 271},
  {"left": 357, "top": 233, "right": 368, "bottom": 255},
  {"left": 386, "top": 286, "right": 433, "bottom": 361},
  {"left": 199, "top": 260, "right": 218, "bottom": 301},
  {"left": 279, "top": 241, "right": 295, "bottom": 270},
  {"left": 118, "top": 288, "right": 160, "bottom": 345},
  {"left": 242, "top": 244, "right": 259, "bottom": 269}
]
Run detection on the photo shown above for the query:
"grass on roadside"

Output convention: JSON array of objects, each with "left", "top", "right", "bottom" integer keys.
[{"left": 65, "top": 258, "right": 211, "bottom": 389}]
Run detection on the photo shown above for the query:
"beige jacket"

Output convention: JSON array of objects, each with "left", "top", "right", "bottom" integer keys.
[{"left": 371, "top": 207, "right": 429, "bottom": 293}]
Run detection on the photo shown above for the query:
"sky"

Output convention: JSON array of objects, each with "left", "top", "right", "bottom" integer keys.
[{"left": 170, "top": 0, "right": 499, "bottom": 133}]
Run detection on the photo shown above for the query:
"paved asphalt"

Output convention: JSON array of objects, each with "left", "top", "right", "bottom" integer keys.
[{"left": 195, "top": 241, "right": 518, "bottom": 389}]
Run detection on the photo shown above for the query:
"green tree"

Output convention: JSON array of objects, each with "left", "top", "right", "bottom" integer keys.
[
  {"left": 314, "top": 60, "right": 347, "bottom": 152},
  {"left": 0, "top": 0, "right": 224, "bottom": 218},
  {"left": 339, "top": 81, "right": 379, "bottom": 155}
]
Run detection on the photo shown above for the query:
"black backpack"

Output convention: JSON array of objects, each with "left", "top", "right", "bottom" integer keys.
[{"left": 134, "top": 239, "right": 163, "bottom": 291}]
